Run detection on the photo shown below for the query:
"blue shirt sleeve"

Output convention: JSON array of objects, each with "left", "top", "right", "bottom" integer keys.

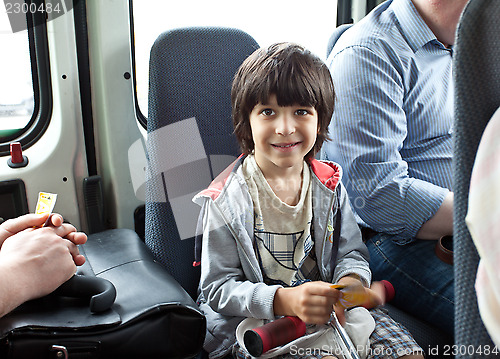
[{"left": 324, "top": 44, "right": 449, "bottom": 241}]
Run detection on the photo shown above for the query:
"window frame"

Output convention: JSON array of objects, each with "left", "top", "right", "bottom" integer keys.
[{"left": 129, "top": 0, "right": 147, "bottom": 130}]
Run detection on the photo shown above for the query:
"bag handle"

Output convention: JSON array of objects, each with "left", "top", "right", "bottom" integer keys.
[{"left": 53, "top": 275, "right": 116, "bottom": 312}]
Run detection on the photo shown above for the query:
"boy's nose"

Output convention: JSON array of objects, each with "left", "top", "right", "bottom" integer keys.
[{"left": 275, "top": 115, "right": 295, "bottom": 136}]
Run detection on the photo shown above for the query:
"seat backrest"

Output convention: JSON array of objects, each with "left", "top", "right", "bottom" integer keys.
[
  {"left": 453, "top": 0, "right": 500, "bottom": 355},
  {"left": 145, "top": 27, "right": 259, "bottom": 299},
  {"left": 326, "top": 23, "right": 353, "bottom": 58}
]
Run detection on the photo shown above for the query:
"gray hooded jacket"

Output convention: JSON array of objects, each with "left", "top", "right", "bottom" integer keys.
[{"left": 193, "top": 155, "right": 371, "bottom": 358}]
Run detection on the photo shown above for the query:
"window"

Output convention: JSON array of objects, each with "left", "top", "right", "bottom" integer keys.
[
  {"left": 0, "top": 0, "right": 52, "bottom": 156},
  {"left": 0, "top": 11, "right": 34, "bottom": 135},
  {"left": 132, "top": 0, "right": 338, "bottom": 121}
]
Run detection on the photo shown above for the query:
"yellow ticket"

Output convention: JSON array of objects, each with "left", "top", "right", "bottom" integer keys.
[
  {"left": 35, "top": 192, "right": 57, "bottom": 226},
  {"left": 331, "top": 284, "right": 368, "bottom": 309}
]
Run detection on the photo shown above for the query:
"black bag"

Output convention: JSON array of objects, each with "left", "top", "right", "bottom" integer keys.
[{"left": 0, "top": 229, "right": 206, "bottom": 359}]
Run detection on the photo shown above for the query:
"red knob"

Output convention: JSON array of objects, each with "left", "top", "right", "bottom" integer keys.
[
  {"left": 8, "top": 142, "right": 28, "bottom": 168},
  {"left": 10, "top": 142, "right": 24, "bottom": 164}
]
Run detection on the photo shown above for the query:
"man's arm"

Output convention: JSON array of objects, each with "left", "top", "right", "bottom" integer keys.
[
  {"left": 324, "top": 45, "right": 451, "bottom": 241},
  {"left": 416, "top": 191, "right": 453, "bottom": 239}
]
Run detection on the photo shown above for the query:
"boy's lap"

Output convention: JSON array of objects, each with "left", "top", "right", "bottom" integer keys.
[
  {"left": 232, "top": 308, "right": 421, "bottom": 359},
  {"left": 368, "top": 307, "right": 423, "bottom": 359}
]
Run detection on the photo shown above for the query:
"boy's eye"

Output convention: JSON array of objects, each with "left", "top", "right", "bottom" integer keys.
[
  {"left": 295, "top": 109, "right": 310, "bottom": 116},
  {"left": 261, "top": 109, "right": 275, "bottom": 116}
]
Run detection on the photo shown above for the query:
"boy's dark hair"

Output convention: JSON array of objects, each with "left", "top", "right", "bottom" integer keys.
[{"left": 231, "top": 42, "right": 335, "bottom": 158}]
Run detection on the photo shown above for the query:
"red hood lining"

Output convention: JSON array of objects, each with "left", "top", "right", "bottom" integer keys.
[{"left": 200, "top": 156, "right": 341, "bottom": 201}]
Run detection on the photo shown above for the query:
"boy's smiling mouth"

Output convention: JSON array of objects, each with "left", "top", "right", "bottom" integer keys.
[{"left": 271, "top": 141, "right": 301, "bottom": 149}]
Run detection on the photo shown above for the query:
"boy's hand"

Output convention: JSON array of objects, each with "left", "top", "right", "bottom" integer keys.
[
  {"left": 333, "top": 276, "right": 385, "bottom": 325},
  {"left": 332, "top": 275, "right": 365, "bottom": 325},
  {"left": 274, "top": 281, "right": 340, "bottom": 324},
  {"left": 364, "top": 281, "right": 386, "bottom": 308}
]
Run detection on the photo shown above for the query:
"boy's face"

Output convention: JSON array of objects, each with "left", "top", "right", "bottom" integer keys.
[{"left": 249, "top": 94, "right": 318, "bottom": 177}]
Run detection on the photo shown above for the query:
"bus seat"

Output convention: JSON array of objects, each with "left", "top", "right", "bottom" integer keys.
[
  {"left": 323, "top": 23, "right": 453, "bottom": 356},
  {"left": 453, "top": 0, "right": 500, "bottom": 356},
  {"left": 145, "top": 27, "right": 259, "bottom": 300}
]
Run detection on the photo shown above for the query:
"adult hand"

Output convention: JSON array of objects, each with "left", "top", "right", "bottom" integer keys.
[
  {"left": 44, "top": 213, "right": 87, "bottom": 265},
  {"left": 0, "top": 225, "right": 81, "bottom": 316},
  {"left": 0, "top": 213, "right": 87, "bottom": 265},
  {"left": 0, "top": 213, "right": 46, "bottom": 247}
]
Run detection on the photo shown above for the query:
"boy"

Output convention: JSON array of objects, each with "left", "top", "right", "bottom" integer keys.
[{"left": 193, "top": 43, "right": 423, "bottom": 359}]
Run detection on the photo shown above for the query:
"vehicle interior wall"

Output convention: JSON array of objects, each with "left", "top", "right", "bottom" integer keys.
[
  {"left": 85, "top": 0, "right": 145, "bottom": 232},
  {"left": 0, "top": 6, "right": 88, "bottom": 230}
]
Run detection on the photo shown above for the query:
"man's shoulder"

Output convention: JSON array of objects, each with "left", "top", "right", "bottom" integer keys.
[
  {"left": 330, "top": 0, "right": 409, "bottom": 60},
  {"left": 334, "top": 24, "right": 400, "bottom": 55}
]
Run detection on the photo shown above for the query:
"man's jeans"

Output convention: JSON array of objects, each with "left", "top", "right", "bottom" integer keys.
[{"left": 366, "top": 233, "right": 454, "bottom": 336}]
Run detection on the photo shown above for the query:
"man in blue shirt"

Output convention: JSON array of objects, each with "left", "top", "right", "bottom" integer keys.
[{"left": 322, "top": 0, "right": 468, "bottom": 336}]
